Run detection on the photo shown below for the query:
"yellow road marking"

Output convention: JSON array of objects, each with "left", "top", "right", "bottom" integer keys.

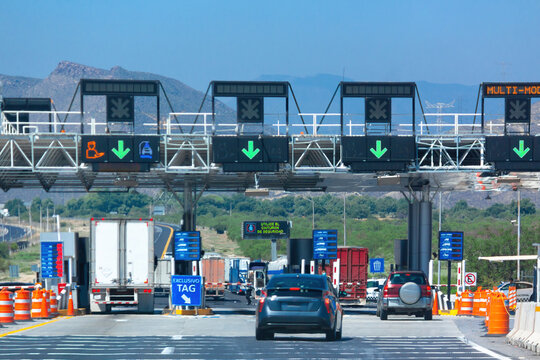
[
  {"left": 0, "top": 316, "right": 72, "bottom": 337},
  {"left": 160, "top": 224, "right": 175, "bottom": 259}
]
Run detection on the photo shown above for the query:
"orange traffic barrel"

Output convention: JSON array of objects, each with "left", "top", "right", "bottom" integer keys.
[
  {"left": 40, "top": 291, "right": 50, "bottom": 319},
  {"left": 487, "top": 293, "right": 509, "bottom": 335},
  {"left": 0, "top": 289, "right": 14, "bottom": 323},
  {"left": 508, "top": 286, "right": 517, "bottom": 310},
  {"left": 44, "top": 290, "right": 51, "bottom": 315},
  {"left": 485, "top": 292, "right": 492, "bottom": 327},
  {"left": 472, "top": 289, "right": 482, "bottom": 316},
  {"left": 67, "top": 291, "right": 75, "bottom": 316},
  {"left": 432, "top": 290, "right": 439, "bottom": 315},
  {"left": 31, "top": 289, "right": 43, "bottom": 319},
  {"left": 14, "top": 289, "right": 31, "bottom": 321},
  {"left": 49, "top": 290, "right": 58, "bottom": 317},
  {"left": 459, "top": 290, "right": 474, "bottom": 315}
]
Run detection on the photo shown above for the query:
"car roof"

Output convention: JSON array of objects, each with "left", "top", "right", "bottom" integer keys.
[
  {"left": 269, "top": 274, "right": 326, "bottom": 280},
  {"left": 389, "top": 271, "right": 426, "bottom": 275}
]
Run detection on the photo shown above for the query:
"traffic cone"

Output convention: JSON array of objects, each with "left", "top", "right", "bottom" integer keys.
[
  {"left": 40, "top": 292, "right": 49, "bottom": 319},
  {"left": 487, "top": 293, "right": 509, "bottom": 335},
  {"left": 432, "top": 290, "right": 439, "bottom": 315},
  {"left": 67, "top": 291, "right": 75, "bottom": 316}
]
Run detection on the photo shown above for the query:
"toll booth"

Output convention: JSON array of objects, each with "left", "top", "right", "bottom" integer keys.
[{"left": 39, "top": 232, "right": 88, "bottom": 309}]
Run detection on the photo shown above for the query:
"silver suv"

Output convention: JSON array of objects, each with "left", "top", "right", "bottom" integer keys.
[{"left": 376, "top": 271, "right": 433, "bottom": 320}]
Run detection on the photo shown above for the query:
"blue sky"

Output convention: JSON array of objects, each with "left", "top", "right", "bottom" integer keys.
[{"left": 1, "top": 1, "right": 539, "bottom": 91}]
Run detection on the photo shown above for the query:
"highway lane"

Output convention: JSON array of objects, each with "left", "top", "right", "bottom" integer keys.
[
  {"left": 154, "top": 222, "right": 179, "bottom": 259},
  {"left": 0, "top": 224, "right": 27, "bottom": 242},
  {"left": 0, "top": 314, "right": 510, "bottom": 359}
]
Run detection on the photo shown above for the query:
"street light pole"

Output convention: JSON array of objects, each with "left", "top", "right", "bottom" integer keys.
[{"left": 517, "top": 190, "right": 521, "bottom": 281}]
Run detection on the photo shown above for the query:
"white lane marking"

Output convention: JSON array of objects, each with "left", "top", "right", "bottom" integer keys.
[
  {"left": 115, "top": 319, "right": 128, "bottom": 322},
  {"left": 458, "top": 337, "right": 510, "bottom": 360},
  {"left": 172, "top": 335, "right": 183, "bottom": 340},
  {"left": 161, "top": 347, "right": 175, "bottom": 354}
]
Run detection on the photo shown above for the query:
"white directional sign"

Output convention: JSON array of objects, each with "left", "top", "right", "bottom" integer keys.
[
  {"left": 237, "top": 97, "right": 264, "bottom": 123},
  {"left": 366, "top": 97, "right": 391, "bottom": 123},
  {"left": 464, "top": 272, "right": 477, "bottom": 287},
  {"left": 505, "top": 98, "right": 531, "bottom": 123},
  {"left": 171, "top": 275, "right": 202, "bottom": 306}
]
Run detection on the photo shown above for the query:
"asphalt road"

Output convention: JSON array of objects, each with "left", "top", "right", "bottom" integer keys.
[
  {"left": 0, "top": 311, "right": 518, "bottom": 359},
  {"left": 154, "top": 222, "right": 179, "bottom": 259}
]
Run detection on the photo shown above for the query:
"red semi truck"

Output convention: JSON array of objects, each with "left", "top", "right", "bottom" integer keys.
[{"left": 321, "top": 247, "right": 369, "bottom": 306}]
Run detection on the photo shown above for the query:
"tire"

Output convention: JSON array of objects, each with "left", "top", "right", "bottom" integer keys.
[
  {"left": 424, "top": 310, "right": 432, "bottom": 321},
  {"left": 376, "top": 306, "right": 380, "bottom": 317},
  {"left": 415, "top": 313, "right": 423, "bottom": 318},
  {"left": 380, "top": 309, "right": 388, "bottom": 321},
  {"left": 256, "top": 328, "right": 274, "bottom": 340},
  {"left": 326, "top": 321, "right": 337, "bottom": 341},
  {"left": 336, "top": 317, "right": 343, "bottom": 340},
  {"left": 399, "top": 282, "right": 421, "bottom": 305}
]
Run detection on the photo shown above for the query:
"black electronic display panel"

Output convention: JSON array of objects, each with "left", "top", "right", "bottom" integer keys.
[
  {"left": 483, "top": 83, "right": 540, "bottom": 98},
  {"left": 485, "top": 136, "right": 540, "bottom": 171},
  {"left": 81, "top": 135, "right": 160, "bottom": 165},
  {"left": 213, "top": 81, "right": 288, "bottom": 97},
  {"left": 212, "top": 136, "right": 288, "bottom": 172},
  {"left": 81, "top": 79, "right": 159, "bottom": 96},
  {"left": 243, "top": 221, "right": 290, "bottom": 240},
  {"left": 341, "top": 136, "right": 415, "bottom": 172},
  {"left": 341, "top": 82, "right": 415, "bottom": 98}
]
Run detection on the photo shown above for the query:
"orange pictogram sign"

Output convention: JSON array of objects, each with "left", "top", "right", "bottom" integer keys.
[{"left": 86, "top": 141, "right": 105, "bottom": 159}]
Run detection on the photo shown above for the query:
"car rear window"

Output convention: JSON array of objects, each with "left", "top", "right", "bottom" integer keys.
[
  {"left": 389, "top": 273, "right": 426, "bottom": 285},
  {"left": 267, "top": 276, "right": 325, "bottom": 290}
]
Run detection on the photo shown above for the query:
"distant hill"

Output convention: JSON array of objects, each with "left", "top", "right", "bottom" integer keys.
[{"left": 0, "top": 61, "right": 234, "bottom": 132}]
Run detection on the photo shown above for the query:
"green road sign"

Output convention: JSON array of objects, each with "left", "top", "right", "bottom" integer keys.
[
  {"left": 112, "top": 140, "right": 131, "bottom": 160},
  {"left": 513, "top": 140, "right": 530, "bottom": 158},
  {"left": 369, "top": 140, "right": 388, "bottom": 159},
  {"left": 241, "top": 140, "right": 260, "bottom": 160}
]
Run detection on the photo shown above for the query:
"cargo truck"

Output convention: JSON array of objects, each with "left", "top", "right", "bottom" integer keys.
[
  {"left": 89, "top": 218, "right": 155, "bottom": 313},
  {"left": 321, "top": 247, "right": 369, "bottom": 306},
  {"left": 202, "top": 255, "right": 226, "bottom": 299},
  {"left": 227, "top": 257, "right": 250, "bottom": 294}
]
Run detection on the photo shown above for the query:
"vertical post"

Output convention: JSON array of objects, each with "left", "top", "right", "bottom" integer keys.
[
  {"left": 271, "top": 239, "right": 277, "bottom": 261},
  {"left": 40, "top": 206, "right": 42, "bottom": 232},
  {"left": 438, "top": 192, "right": 442, "bottom": 286},
  {"left": 192, "top": 261, "right": 198, "bottom": 276},
  {"left": 157, "top": 94, "right": 160, "bottom": 135},
  {"left": 332, "top": 258, "right": 340, "bottom": 289},
  {"left": 343, "top": 195, "right": 346, "bottom": 246},
  {"left": 311, "top": 198, "right": 315, "bottom": 230},
  {"left": 301, "top": 259, "right": 305, "bottom": 274},
  {"left": 46, "top": 207, "right": 49, "bottom": 232},
  {"left": 517, "top": 189, "right": 521, "bottom": 281},
  {"left": 457, "top": 261, "right": 462, "bottom": 295},
  {"left": 447, "top": 260, "right": 452, "bottom": 309},
  {"left": 310, "top": 260, "right": 315, "bottom": 275},
  {"left": 428, "top": 259, "right": 433, "bottom": 285}
]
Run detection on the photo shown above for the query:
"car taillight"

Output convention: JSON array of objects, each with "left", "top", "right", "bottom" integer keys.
[
  {"left": 289, "top": 287, "right": 300, "bottom": 291},
  {"left": 383, "top": 284, "right": 388, "bottom": 297},
  {"left": 258, "top": 297, "right": 266, "bottom": 313},
  {"left": 324, "top": 297, "right": 332, "bottom": 314},
  {"left": 92, "top": 289, "right": 100, "bottom": 293}
]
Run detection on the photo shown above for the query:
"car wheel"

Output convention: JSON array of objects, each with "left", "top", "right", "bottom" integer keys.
[
  {"left": 415, "top": 313, "right": 422, "bottom": 317},
  {"left": 424, "top": 310, "right": 432, "bottom": 321},
  {"left": 256, "top": 328, "right": 272, "bottom": 340},
  {"left": 326, "top": 321, "right": 337, "bottom": 341},
  {"left": 380, "top": 309, "right": 388, "bottom": 321},
  {"left": 336, "top": 318, "right": 343, "bottom": 340}
]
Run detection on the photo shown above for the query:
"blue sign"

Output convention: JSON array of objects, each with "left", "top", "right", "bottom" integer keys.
[
  {"left": 174, "top": 231, "right": 201, "bottom": 261},
  {"left": 370, "top": 258, "right": 385, "bottom": 273},
  {"left": 313, "top": 230, "right": 338, "bottom": 260},
  {"left": 171, "top": 275, "right": 202, "bottom": 306},
  {"left": 40, "top": 241, "right": 63, "bottom": 278},
  {"left": 439, "top": 231, "right": 464, "bottom": 261}
]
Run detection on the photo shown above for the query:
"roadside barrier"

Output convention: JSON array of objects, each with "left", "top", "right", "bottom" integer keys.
[
  {"left": 0, "top": 288, "right": 14, "bottom": 324},
  {"left": 506, "top": 304, "right": 522, "bottom": 340},
  {"left": 485, "top": 293, "right": 491, "bottom": 327},
  {"left": 487, "top": 292, "right": 509, "bottom": 335},
  {"left": 458, "top": 290, "right": 473, "bottom": 315},
  {"left": 432, "top": 290, "right": 439, "bottom": 315},
  {"left": 508, "top": 302, "right": 535, "bottom": 347},
  {"left": 31, "top": 289, "right": 42, "bottom": 319},
  {"left": 40, "top": 291, "right": 50, "bottom": 319},
  {"left": 508, "top": 286, "right": 517, "bottom": 310},
  {"left": 472, "top": 288, "right": 482, "bottom": 316},
  {"left": 13, "top": 289, "right": 31, "bottom": 321},
  {"left": 524, "top": 305, "right": 540, "bottom": 352},
  {"left": 49, "top": 290, "right": 58, "bottom": 317},
  {"left": 478, "top": 290, "right": 488, "bottom": 317},
  {"left": 67, "top": 291, "right": 75, "bottom": 316}
]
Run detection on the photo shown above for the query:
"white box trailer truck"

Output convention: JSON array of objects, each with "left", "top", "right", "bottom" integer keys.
[{"left": 89, "top": 218, "right": 155, "bottom": 313}]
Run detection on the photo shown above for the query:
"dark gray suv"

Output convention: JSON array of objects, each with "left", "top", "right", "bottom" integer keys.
[
  {"left": 376, "top": 271, "right": 433, "bottom": 320},
  {"left": 255, "top": 274, "right": 343, "bottom": 341}
]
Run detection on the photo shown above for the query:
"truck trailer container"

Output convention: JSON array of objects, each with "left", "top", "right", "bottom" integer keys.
[
  {"left": 89, "top": 218, "right": 155, "bottom": 313},
  {"left": 228, "top": 257, "right": 250, "bottom": 294},
  {"left": 202, "top": 256, "right": 226, "bottom": 299},
  {"left": 321, "top": 247, "right": 369, "bottom": 306}
]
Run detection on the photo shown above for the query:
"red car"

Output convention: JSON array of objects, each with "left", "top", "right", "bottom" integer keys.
[{"left": 376, "top": 271, "right": 433, "bottom": 320}]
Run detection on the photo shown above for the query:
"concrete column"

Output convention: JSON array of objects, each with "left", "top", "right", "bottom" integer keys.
[{"left": 408, "top": 201, "right": 420, "bottom": 271}]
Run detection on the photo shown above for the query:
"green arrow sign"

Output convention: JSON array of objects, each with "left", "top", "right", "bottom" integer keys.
[
  {"left": 369, "top": 140, "right": 388, "bottom": 159},
  {"left": 112, "top": 140, "right": 131, "bottom": 159},
  {"left": 241, "top": 140, "right": 260, "bottom": 160},
  {"left": 513, "top": 140, "right": 530, "bottom": 158}
]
